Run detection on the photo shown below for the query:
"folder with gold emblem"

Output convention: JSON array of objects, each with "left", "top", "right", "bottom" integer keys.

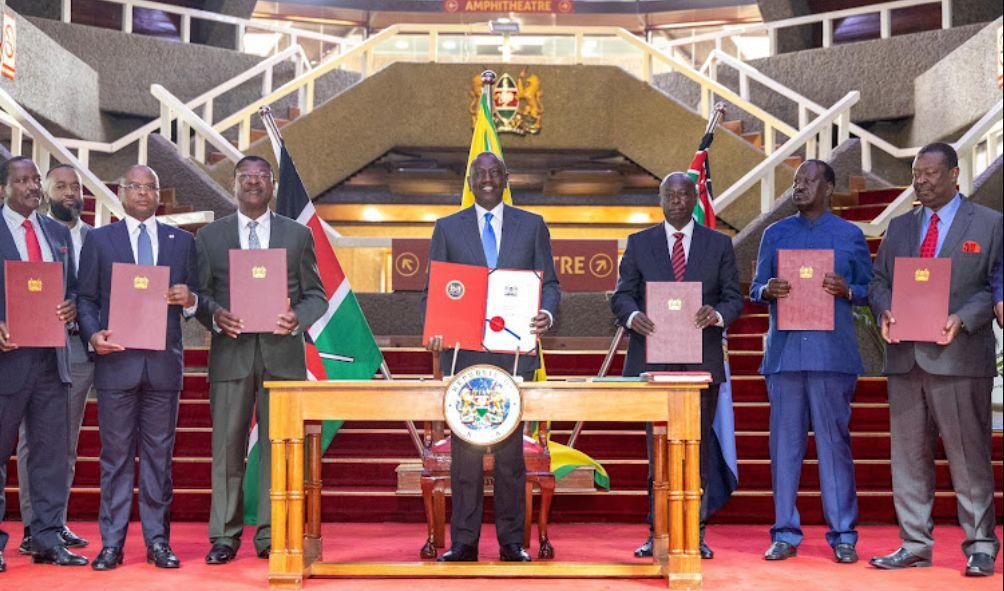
[
  {"left": 645, "top": 281, "right": 703, "bottom": 364},
  {"left": 423, "top": 261, "right": 488, "bottom": 351},
  {"left": 777, "top": 249, "right": 835, "bottom": 331},
  {"left": 889, "top": 257, "right": 952, "bottom": 342},
  {"left": 109, "top": 262, "right": 169, "bottom": 350},
  {"left": 230, "top": 249, "right": 288, "bottom": 333},
  {"left": 4, "top": 260, "right": 66, "bottom": 347}
]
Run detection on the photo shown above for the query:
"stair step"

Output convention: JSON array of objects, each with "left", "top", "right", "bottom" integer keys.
[
  {"left": 720, "top": 120, "right": 743, "bottom": 135},
  {"left": 740, "top": 132, "right": 763, "bottom": 149},
  {"left": 207, "top": 152, "right": 228, "bottom": 165},
  {"left": 783, "top": 156, "right": 803, "bottom": 169},
  {"left": 856, "top": 187, "right": 907, "bottom": 206},
  {"left": 831, "top": 203, "right": 889, "bottom": 222}
]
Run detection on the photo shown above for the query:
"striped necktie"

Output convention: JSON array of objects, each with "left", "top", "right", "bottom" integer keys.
[
  {"left": 671, "top": 231, "right": 686, "bottom": 281},
  {"left": 919, "top": 213, "right": 939, "bottom": 258}
]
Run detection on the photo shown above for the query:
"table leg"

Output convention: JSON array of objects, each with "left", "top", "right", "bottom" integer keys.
[
  {"left": 305, "top": 427, "right": 322, "bottom": 565},
  {"left": 269, "top": 438, "right": 299, "bottom": 588},
  {"left": 652, "top": 427, "right": 669, "bottom": 567},
  {"left": 684, "top": 441, "right": 701, "bottom": 559},
  {"left": 288, "top": 437, "right": 305, "bottom": 573}
]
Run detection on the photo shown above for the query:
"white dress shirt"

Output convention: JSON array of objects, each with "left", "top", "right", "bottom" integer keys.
[
  {"left": 124, "top": 214, "right": 159, "bottom": 264},
  {"left": 3, "top": 206, "right": 53, "bottom": 262},
  {"left": 237, "top": 209, "right": 272, "bottom": 249},
  {"left": 66, "top": 220, "right": 85, "bottom": 273}
]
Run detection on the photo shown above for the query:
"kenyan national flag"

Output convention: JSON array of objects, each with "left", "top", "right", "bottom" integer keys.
[
  {"left": 242, "top": 141, "right": 383, "bottom": 523},
  {"left": 687, "top": 133, "right": 717, "bottom": 229}
]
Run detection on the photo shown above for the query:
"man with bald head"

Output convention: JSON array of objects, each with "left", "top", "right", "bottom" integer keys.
[
  {"left": 611, "top": 172, "right": 743, "bottom": 560},
  {"left": 77, "top": 165, "right": 199, "bottom": 570}
]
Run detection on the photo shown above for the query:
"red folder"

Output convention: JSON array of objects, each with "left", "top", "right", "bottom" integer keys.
[
  {"left": 108, "top": 262, "right": 169, "bottom": 351},
  {"left": 423, "top": 261, "right": 488, "bottom": 351},
  {"left": 777, "top": 249, "right": 835, "bottom": 331},
  {"left": 645, "top": 281, "right": 703, "bottom": 364},
  {"left": 230, "top": 249, "right": 288, "bottom": 333},
  {"left": 4, "top": 260, "right": 65, "bottom": 348},
  {"left": 889, "top": 257, "right": 952, "bottom": 342}
]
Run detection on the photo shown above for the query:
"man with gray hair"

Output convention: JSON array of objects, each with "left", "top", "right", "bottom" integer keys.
[{"left": 17, "top": 164, "right": 92, "bottom": 555}]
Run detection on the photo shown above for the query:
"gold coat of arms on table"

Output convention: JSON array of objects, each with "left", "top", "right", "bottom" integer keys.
[
  {"left": 444, "top": 364, "right": 523, "bottom": 446},
  {"left": 469, "top": 69, "right": 542, "bottom": 135}
]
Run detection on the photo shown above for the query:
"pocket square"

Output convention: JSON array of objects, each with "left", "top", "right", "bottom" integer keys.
[{"left": 961, "top": 240, "right": 981, "bottom": 253}]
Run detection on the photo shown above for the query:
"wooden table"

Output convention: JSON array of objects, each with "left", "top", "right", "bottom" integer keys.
[{"left": 265, "top": 378, "right": 707, "bottom": 589}]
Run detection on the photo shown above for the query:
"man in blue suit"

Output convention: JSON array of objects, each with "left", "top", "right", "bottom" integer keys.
[
  {"left": 0, "top": 156, "right": 87, "bottom": 571},
  {"left": 423, "top": 152, "right": 560, "bottom": 563},
  {"left": 77, "top": 165, "right": 199, "bottom": 571},
  {"left": 750, "top": 160, "right": 873, "bottom": 564},
  {"left": 610, "top": 172, "right": 743, "bottom": 560}
]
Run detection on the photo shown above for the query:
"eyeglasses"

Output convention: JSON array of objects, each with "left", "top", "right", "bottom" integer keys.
[
  {"left": 236, "top": 173, "right": 273, "bottom": 182},
  {"left": 122, "top": 183, "right": 159, "bottom": 192}
]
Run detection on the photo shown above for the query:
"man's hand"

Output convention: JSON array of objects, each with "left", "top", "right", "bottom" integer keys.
[
  {"left": 879, "top": 310, "right": 900, "bottom": 344},
  {"left": 938, "top": 314, "right": 963, "bottom": 346},
  {"left": 629, "top": 312, "right": 656, "bottom": 336},
  {"left": 90, "top": 329, "right": 125, "bottom": 355},
  {"left": 694, "top": 305, "right": 719, "bottom": 330},
  {"left": 530, "top": 311, "right": 552, "bottom": 335},
  {"left": 274, "top": 309, "right": 298, "bottom": 336},
  {"left": 996, "top": 301, "right": 1002, "bottom": 328},
  {"left": 0, "top": 321, "right": 16, "bottom": 352},
  {"left": 763, "top": 278, "right": 791, "bottom": 300},
  {"left": 58, "top": 299, "right": 76, "bottom": 324},
  {"left": 166, "top": 284, "right": 196, "bottom": 308},
  {"left": 214, "top": 308, "right": 243, "bottom": 338},
  {"left": 822, "top": 272, "right": 851, "bottom": 300},
  {"left": 426, "top": 335, "right": 444, "bottom": 354}
]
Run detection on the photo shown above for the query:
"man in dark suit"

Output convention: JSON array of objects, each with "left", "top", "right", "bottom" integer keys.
[
  {"left": 423, "top": 152, "right": 560, "bottom": 563},
  {"left": 77, "top": 165, "right": 198, "bottom": 570},
  {"left": 868, "top": 143, "right": 1002, "bottom": 577},
  {"left": 610, "top": 172, "right": 743, "bottom": 561},
  {"left": 0, "top": 156, "right": 87, "bottom": 571},
  {"left": 17, "top": 164, "right": 92, "bottom": 554},
  {"left": 750, "top": 160, "right": 873, "bottom": 564},
  {"left": 197, "top": 156, "right": 327, "bottom": 565}
]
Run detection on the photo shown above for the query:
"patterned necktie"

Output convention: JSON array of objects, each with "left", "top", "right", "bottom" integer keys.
[
  {"left": 137, "top": 223, "right": 154, "bottom": 265},
  {"left": 22, "top": 219, "right": 42, "bottom": 262},
  {"left": 671, "top": 231, "right": 687, "bottom": 281},
  {"left": 248, "top": 220, "right": 261, "bottom": 250},
  {"left": 919, "top": 213, "right": 940, "bottom": 258},
  {"left": 482, "top": 212, "right": 498, "bottom": 268}
]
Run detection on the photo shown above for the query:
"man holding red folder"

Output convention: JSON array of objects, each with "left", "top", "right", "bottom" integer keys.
[
  {"left": 750, "top": 160, "right": 873, "bottom": 564},
  {"left": 0, "top": 156, "right": 83, "bottom": 571},
  {"left": 868, "top": 143, "right": 1002, "bottom": 576},
  {"left": 77, "top": 165, "right": 198, "bottom": 571}
]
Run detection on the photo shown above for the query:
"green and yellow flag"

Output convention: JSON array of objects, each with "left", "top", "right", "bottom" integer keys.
[{"left": 460, "top": 91, "right": 513, "bottom": 209}]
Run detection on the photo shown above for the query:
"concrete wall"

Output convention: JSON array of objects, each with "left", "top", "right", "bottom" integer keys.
[
  {"left": 7, "top": 1, "right": 60, "bottom": 19},
  {"left": 755, "top": 0, "right": 815, "bottom": 53},
  {"left": 969, "top": 155, "right": 1003, "bottom": 212},
  {"left": 953, "top": 0, "right": 1003, "bottom": 26},
  {"left": 193, "top": 0, "right": 257, "bottom": 50}
]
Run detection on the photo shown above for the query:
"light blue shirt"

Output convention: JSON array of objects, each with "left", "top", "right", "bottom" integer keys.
[
  {"left": 918, "top": 193, "right": 962, "bottom": 256},
  {"left": 2, "top": 205, "right": 53, "bottom": 262}
]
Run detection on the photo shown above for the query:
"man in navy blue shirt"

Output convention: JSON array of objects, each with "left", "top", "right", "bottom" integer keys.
[
  {"left": 750, "top": 160, "right": 873, "bottom": 564},
  {"left": 993, "top": 251, "right": 1002, "bottom": 327}
]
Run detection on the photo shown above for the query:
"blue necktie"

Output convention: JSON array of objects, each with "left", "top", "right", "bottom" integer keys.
[
  {"left": 481, "top": 212, "right": 498, "bottom": 268},
  {"left": 248, "top": 220, "right": 261, "bottom": 249},
  {"left": 137, "top": 223, "right": 154, "bottom": 265}
]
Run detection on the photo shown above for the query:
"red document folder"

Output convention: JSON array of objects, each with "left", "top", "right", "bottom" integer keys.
[
  {"left": 777, "top": 249, "right": 835, "bottom": 331},
  {"left": 889, "top": 257, "right": 952, "bottom": 342},
  {"left": 108, "top": 262, "right": 169, "bottom": 351},
  {"left": 230, "top": 249, "right": 288, "bottom": 333},
  {"left": 4, "top": 260, "right": 65, "bottom": 348},
  {"left": 645, "top": 281, "right": 703, "bottom": 364},
  {"left": 423, "top": 261, "right": 488, "bottom": 351}
]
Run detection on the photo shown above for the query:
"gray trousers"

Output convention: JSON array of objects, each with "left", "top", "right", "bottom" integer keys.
[
  {"left": 17, "top": 354, "right": 93, "bottom": 527},
  {"left": 207, "top": 339, "right": 272, "bottom": 554},
  {"left": 888, "top": 365, "right": 1000, "bottom": 559}
]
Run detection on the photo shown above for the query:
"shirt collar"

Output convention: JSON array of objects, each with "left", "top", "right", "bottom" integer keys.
[
  {"left": 124, "top": 214, "right": 156, "bottom": 236},
  {"left": 664, "top": 217, "right": 695, "bottom": 239},
  {"left": 796, "top": 210, "right": 834, "bottom": 229},
  {"left": 474, "top": 202, "right": 504, "bottom": 222},
  {"left": 237, "top": 209, "right": 271, "bottom": 229},
  {"left": 925, "top": 192, "right": 962, "bottom": 220},
  {"left": 3, "top": 205, "right": 40, "bottom": 228}
]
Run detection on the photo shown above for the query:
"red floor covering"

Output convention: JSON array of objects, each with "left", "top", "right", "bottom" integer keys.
[{"left": 1, "top": 522, "right": 1000, "bottom": 590}]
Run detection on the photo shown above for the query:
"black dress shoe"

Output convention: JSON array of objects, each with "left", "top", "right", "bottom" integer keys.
[
  {"left": 834, "top": 543, "right": 858, "bottom": 564},
  {"left": 634, "top": 536, "right": 654, "bottom": 558},
  {"left": 32, "top": 545, "right": 89, "bottom": 566},
  {"left": 965, "top": 552, "right": 995, "bottom": 577},
  {"left": 147, "top": 543, "right": 180, "bottom": 569},
  {"left": 499, "top": 543, "right": 532, "bottom": 562},
  {"left": 868, "top": 547, "right": 931, "bottom": 569},
  {"left": 699, "top": 541, "right": 714, "bottom": 560},
  {"left": 92, "top": 547, "right": 124, "bottom": 571},
  {"left": 205, "top": 543, "right": 237, "bottom": 565},
  {"left": 437, "top": 545, "right": 478, "bottom": 562},
  {"left": 18, "top": 535, "right": 31, "bottom": 555},
  {"left": 256, "top": 546, "right": 271, "bottom": 559},
  {"left": 59, "top": 528, "right": 89, "bottom": 548},
  {"left": 764, "top": 541, "right": 797, "bottom": 561}
]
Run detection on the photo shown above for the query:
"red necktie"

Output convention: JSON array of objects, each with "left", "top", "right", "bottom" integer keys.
[
  {"left": 919, "top": 213, "right": 940, "bottom": 258},
  {"left": 671, "top": 232, "right": 687, "bottom": 281},
  {"left": 22, "top": 219, "right": 43, "bottom": 262}
]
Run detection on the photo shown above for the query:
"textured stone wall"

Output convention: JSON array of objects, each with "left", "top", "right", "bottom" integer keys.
[
  {"left": 192, "top": 0, "right": 257, "bottom": 49},
  {"left": 755, "top": 0, "right": 815, "bottom": 54},
  {"left": 969, "top": 155, "right": 1003, "bottom": 212}
]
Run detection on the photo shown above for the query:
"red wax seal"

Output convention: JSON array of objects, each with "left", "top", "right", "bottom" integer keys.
[{"left": 489, "top": 316, "right": 505, "bottom": 332}]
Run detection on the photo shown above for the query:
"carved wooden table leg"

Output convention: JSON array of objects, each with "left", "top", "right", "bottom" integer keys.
[
  {"left": 523, "top": 480, "right": 533, "bottom": 550},
  {"left": 420, "top": 476, "right": 438, "bottom": 559},
  {"left": 653, "top": 426, "right": 669, "bottom": 567},
  {"left": 667, "top": 387, "right": 702, "bottom": 590},
  {"left": 269, "top": 435, "right": 297, "bottom": 588},
  {"left": 537, "top": 476, "right": 555, "bottom": 559},
  {"left": 287, "top": 437, "right": 305, "bottom": 574},
  {"left": 433, "top": 478, "right": 446, "bottom": 548},
  {"left": 304, "top": 424, "right": 323, "bottom": 565}
]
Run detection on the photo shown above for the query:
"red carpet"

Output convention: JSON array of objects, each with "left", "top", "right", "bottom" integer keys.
[{"left": 0, "top": 522, "right": 1000, "bottom": 590}]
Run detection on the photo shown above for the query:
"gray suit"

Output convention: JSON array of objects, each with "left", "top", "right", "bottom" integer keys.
[
  {"left": 17, "top": 220, "right": 93, "bottom": 529},
  {"left": 195, "top": 212, "right": 327, "bottom": 553},
  {"left": 868, "top": 196, "right": 1002, "bottom": 559}
]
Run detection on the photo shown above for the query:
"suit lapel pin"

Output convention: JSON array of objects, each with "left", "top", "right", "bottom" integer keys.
[{"left": 169, "top": 234, "right": 175, "bottom": 239}]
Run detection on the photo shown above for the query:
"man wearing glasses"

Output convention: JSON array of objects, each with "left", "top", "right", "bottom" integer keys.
[{"left": 195, "top": 156, "right": 327, "bottom": 565}]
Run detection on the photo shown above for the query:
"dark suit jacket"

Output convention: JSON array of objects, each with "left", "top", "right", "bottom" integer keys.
[
  {"left": 195, "top": 212, "right": 328, "bottom": 382},
  {"left": 868, "top": 196, "right": 1002, "bottom": 377},
  {"left": 421, "top": 204, "right": 560, "bottom": 376},
  {"left": 611, "top": 222, "right": 743, "bottom": 383},
  {"left": 77, "top": 219, "right": 198, "bottom": 391},
  {"left": 0, "top": 207, "right": 76, "bottom": 394}
]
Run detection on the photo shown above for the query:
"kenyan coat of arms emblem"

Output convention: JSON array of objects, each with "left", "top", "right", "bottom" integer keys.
[{"left": 443, "top": 364, "right": 523, "bottom": 447}]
